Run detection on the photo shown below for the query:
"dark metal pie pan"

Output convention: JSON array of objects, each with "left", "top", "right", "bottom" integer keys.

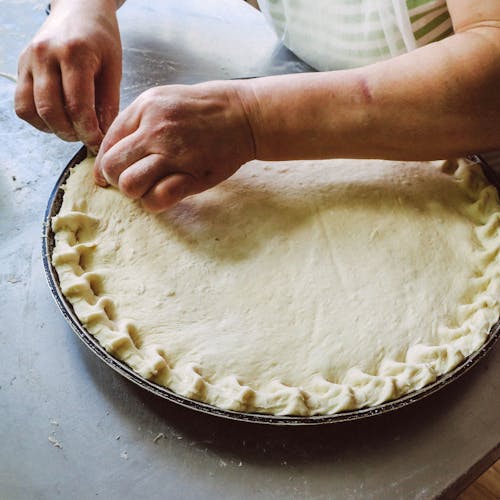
[{"left": 42, "top": 146, "right": 500, "bottom": 425}]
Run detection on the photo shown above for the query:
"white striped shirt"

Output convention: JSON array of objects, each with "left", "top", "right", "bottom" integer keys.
[{"left": 258, "top": 0, "right": 453, "bottom": 70}]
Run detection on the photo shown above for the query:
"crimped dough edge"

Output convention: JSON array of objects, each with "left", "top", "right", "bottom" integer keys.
[{"left": 51, "top": 158, "right": 500, "bottom": 416}]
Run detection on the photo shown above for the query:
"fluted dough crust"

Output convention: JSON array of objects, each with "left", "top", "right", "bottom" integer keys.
[{"left": 52, "top": 157, "right": 500, "bottom": 415}]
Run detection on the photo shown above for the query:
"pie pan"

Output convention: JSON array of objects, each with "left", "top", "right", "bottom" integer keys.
[{"left": 42, "top": 146, "right": 500, "bottom": 425}]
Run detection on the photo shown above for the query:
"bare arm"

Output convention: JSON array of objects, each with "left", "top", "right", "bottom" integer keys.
[
  {"left": 239, "top": 0, "right": 500, "bottom": 161},
  {"left": 94, "top": 0, "right": 500, "bottom": 213}
]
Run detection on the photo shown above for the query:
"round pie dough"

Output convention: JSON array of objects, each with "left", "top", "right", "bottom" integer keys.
[{"left": 52, "top": 157, "right": 500, "bottom": 415}]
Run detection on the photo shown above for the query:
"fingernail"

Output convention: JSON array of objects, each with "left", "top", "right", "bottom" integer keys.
[
  {"left": 94, "top": 170, "right": 107, "bottom": 186},
  {"left": 101, "top": 168, "right": 115, "bottom": 186},
  {"left": 93, "top": 166, "right": 108, "bottom": 187}
]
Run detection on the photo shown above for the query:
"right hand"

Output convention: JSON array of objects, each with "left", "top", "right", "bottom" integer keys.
[{"left": 15, "top": 0, "right": 122, "bottom": 153}]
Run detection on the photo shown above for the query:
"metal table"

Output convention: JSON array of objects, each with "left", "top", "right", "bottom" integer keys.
[{"left": 0, "top": 1, "right": 498, "bottom": 498}]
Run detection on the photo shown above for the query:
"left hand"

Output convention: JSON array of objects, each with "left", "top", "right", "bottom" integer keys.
[{"left": 94, "top": 81, "right": 255, "bottom": 212}]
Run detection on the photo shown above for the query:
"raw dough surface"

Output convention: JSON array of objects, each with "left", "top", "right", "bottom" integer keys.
[{"left": 52, "top": 157, "right": 500, "bottom": 415}]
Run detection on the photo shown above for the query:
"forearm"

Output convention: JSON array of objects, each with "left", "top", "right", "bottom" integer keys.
[{"left": 239, "top": 28, "right": 500, "bottom": 161}]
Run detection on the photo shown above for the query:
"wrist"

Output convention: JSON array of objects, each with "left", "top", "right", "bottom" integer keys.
[
  {"left": 233, "top": 79, "right": 263, "bottom": 161},
  {"left": 233, "top": 72, "right": 374, "bottom": 161}
]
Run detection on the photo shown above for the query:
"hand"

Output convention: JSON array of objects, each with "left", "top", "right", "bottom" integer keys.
[
  {"left": 94, "top": 81, "right": 256, "bottom": 212},
  {"left": 15, "top": 0, "right": 122, "bottom": 152}
]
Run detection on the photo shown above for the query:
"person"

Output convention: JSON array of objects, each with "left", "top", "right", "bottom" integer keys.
[{"left": 15, "top": 0, "right": 500, "bottom": 213}]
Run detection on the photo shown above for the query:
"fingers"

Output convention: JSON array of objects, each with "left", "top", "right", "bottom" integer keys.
[
  {"left": 93, "top": 157, "right": 109, "bottom": 187},
  {"left": 142, "top": 173, "right": 195, "bottom": 213},
  {"left": 117, "top": 154, "right": 173, "bottom": 199},
  {"left": 32, "top": 59, "right": 77, "bottom": 141},
  {"left": 16, "top": 43, "right": 111, "bottom": 150},
  {"left": 96, "top": 137, "right": 196, "bottom": 212},
  {"left": 14, "top": 71, "right": 51, "bottom": 132},
  {"left": 94, "top": 102, "right": 142, "bottom": 186},
  {"left": 60, "top": 61, "right": 104, "bottom": 153},
  {"left": 99, "top": 100, "right": 142, "bottom": 156},
  {"left": 94, "top": 130, "right": 146, "bottom": 186}
]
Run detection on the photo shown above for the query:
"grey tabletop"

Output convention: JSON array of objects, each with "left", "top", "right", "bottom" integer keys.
[{"left": 0, "top": 1, "right": 498, "bottom": 499}]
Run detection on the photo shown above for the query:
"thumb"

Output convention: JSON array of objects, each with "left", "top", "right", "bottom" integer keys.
[{"left": 95, "top": 59, "right": 122, "bottom": 135}]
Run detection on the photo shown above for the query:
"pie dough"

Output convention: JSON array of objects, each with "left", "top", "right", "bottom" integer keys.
[{"left": 52, "top": 157, "right": 500, "bottom": 415}]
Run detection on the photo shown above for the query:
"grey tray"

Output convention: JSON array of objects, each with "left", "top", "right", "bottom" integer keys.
[{"left": 42, "top": 146, "right": 500, "bottom": 425}]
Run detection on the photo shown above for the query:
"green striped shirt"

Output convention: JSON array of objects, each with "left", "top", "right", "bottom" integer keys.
[{"left": 257, "top": 0, "right": 453, "bottom": 70}]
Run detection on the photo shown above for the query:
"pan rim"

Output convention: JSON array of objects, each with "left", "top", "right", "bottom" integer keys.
[{"left": 42, "top": 146, "right": 500, "bottom": 425}]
